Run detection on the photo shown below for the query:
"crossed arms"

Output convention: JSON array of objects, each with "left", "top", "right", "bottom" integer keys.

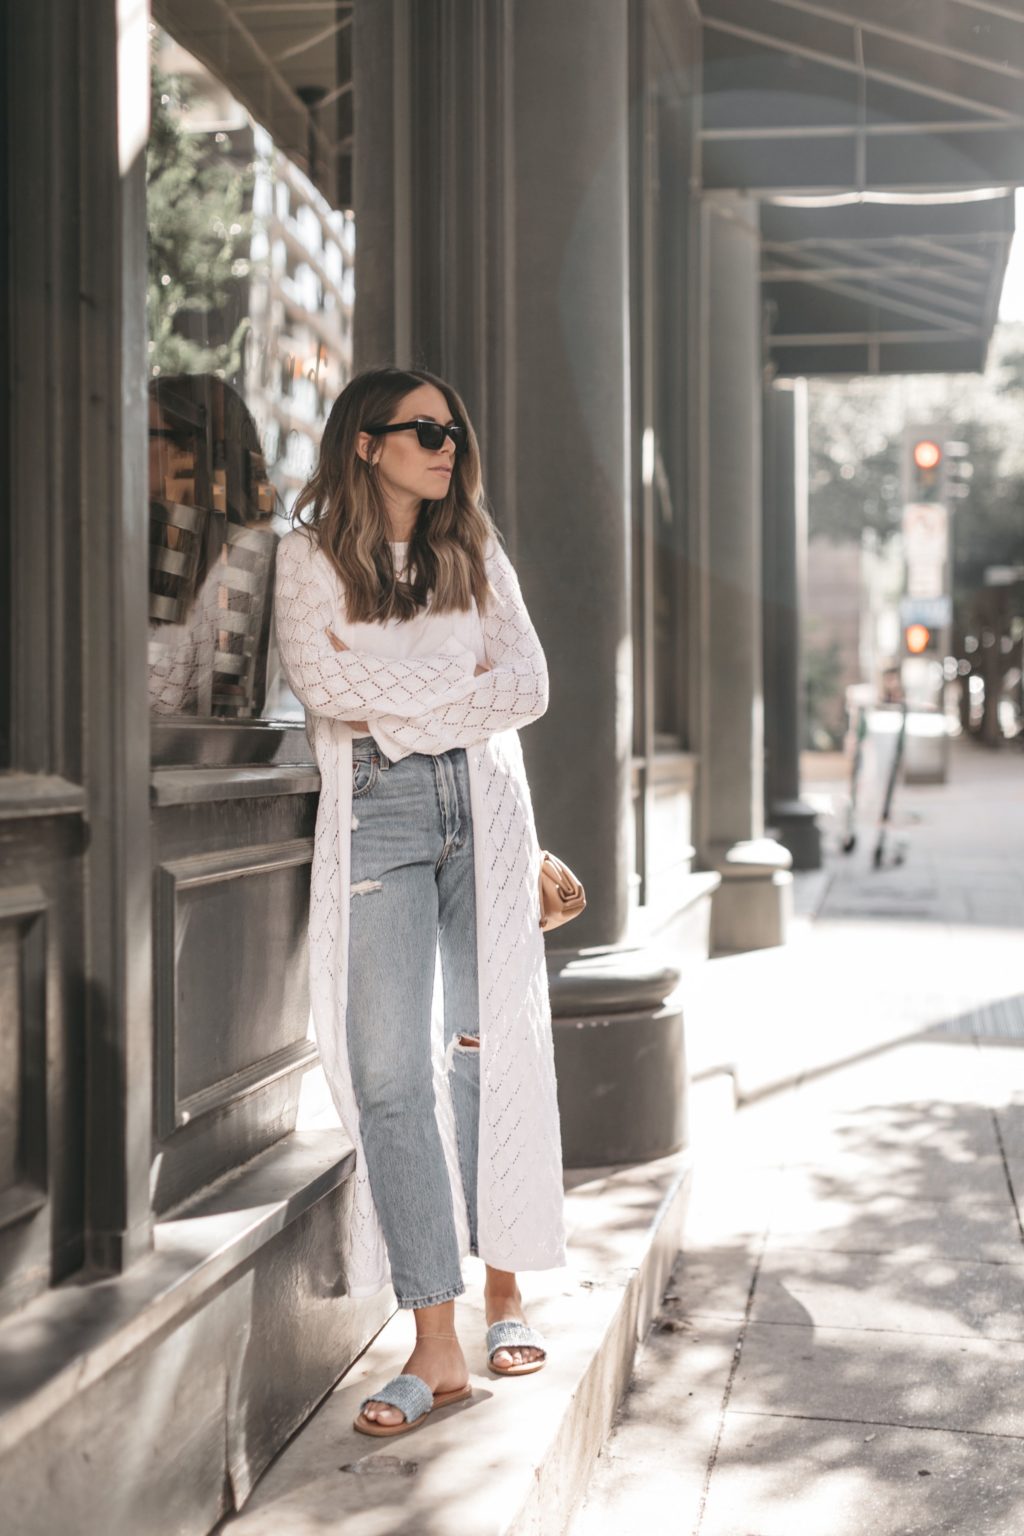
[{"left": 273, "top": 529, "right": 549, "bottom": 755}]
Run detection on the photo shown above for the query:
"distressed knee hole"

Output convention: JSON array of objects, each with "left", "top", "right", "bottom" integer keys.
[
  {"left": 351, "top": 813, "right": 359, "bottom": 830},
  {"left": 351, "top": 878, "right": 383, "bottom": 897},
  {"left": 444, "top": 1033, "right": 481, "bottom": 1072}
]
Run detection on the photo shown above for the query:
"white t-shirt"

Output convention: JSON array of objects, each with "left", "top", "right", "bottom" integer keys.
[{"left": 335, "top": 541, "right": 488, "bottom": 754}]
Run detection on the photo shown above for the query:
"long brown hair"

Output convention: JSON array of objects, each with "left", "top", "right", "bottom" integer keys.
[{"left": 291, "top": 366, "right": 497, "bottom": 623}]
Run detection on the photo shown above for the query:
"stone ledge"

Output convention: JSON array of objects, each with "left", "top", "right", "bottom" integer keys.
[
  {"left": 217, "top": 1146, "right": 694, "bottom": 1536},
  {"left": 151, "top": 765, "right": 322, "bottom": 805},
  {"left": 548, "top": 948, "right": 683, "bottom": 1016},
  {"left": 0, "top": 774, "right": 87, "bottom": 821},
  {"left": 548, "top": 867, "right": 722, "bottom": 1017},
  {"left": 0, "top": 1129, "right": 354, "bottom": 1459},
  {"left": 710, "top": 836, "right": 793, "bottom": 879}
]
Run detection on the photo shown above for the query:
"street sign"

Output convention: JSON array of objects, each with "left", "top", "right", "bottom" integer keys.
[
  {"left": 902, "top": 502, "right": 948, "bottom": 601},
  {"left": 899, "top": 595, "right": 952, "bottom": 628}
]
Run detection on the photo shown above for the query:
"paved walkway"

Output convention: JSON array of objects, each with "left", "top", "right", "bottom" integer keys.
[
  {"left": 570, "top": 738, "right": 1024, "bottom": 1536},
  {"left": 685, "top": 736, "right": 1024, "bottom": 1101}
]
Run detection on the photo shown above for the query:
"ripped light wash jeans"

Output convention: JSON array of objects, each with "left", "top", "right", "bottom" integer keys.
[{"left": 346, "top": 734, "right": 481, "bottom": 1309}]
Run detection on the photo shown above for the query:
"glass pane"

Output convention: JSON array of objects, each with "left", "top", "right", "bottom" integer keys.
[
  {"left": 651, "top": 82, "right": 689, "bottom": 748},
  {"left": 0, "top": 36, "right": 9, "bottom": 769},
  {"left": 652, "top": 454, "right": 683, "bottom": 744},
  {"left": 146, "top": 26, "right": 353, "bottom": 722}
]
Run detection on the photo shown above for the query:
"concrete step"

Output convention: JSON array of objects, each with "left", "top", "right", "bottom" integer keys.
[
  {"left": 0, "top": 1130, "right": 392, "bottom": 1536},
  {"left": 217, "top": 1145, "right": 694, "bottom": 1536}
]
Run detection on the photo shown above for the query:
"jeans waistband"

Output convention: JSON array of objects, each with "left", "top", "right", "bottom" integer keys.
[{"left": 351, "top": 736, "right": 469, "bottom": 769}]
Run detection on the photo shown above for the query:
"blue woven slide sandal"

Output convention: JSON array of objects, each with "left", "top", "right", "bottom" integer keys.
[
  {"left": 353, "top": 1372, "right": 472, "bottom": 1437},
  {"left": 486, "top": 1319, "right": 548, "bottom": 1376}
]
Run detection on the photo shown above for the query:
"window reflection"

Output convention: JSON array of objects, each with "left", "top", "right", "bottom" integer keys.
[
  {"left": 148, "top": 375, "right": 278, "bottom": 718},
  {"left": 145, "top": 25, "right": 353, "bottom": 723}
]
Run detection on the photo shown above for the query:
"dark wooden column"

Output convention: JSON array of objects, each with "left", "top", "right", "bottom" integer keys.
[
  {"left": 355, "top": 0, "right": 634, "bottom": 948},
  {"left": 354, "top": 0, "right": 690, "bottom": 1165},
  {"left": 763, "top": 379, "right": 822, "bottom": 870},
  {"left": 78, "top": 0, "right": 154, "bottom": 1270},
  {"left": 699, "top": 198, "right": 793, "bottom": 953}
]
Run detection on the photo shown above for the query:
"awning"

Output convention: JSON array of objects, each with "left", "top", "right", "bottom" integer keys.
[
  {"left": 761, "top": 190, "right": 1014, "bottom": 375},
  {"left": 153, "top": 0, "right": 353, "bottom": 209},
  {"left": 701, "top": 0, "right": 1024, "bottom": 194},
  {"left": 699, "top": 0, "right": 1023, "bottom": 373}
]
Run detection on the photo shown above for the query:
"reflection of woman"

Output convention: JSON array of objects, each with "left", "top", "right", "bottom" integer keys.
[
  {"left": 273, "top": 366, "right": 565, "bottom": 1437},
  {"left": 147, "top": 375, "right": 277, "bottom": 717}
]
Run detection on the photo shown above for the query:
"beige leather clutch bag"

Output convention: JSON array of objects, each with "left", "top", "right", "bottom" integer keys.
[{"left": 538, "top": 850, "right": 587, "bottom": 931}]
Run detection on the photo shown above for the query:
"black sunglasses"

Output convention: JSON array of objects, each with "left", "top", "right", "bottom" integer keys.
[{"left": 365, "top": 418, "right": 468, "bottom": 455}]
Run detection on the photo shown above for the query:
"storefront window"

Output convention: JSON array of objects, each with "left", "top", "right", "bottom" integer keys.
[
  {"left": 1, "top": 58, "right": 9, "bottom": 771},
  {"left": 632, "top": 38, "right": 692, "bottom": 760},
  {"left": 651, "top": 81, "right": 690, "bottom": 751},
  {"left": 145, "top": 26, "right": 353, "bottom": 723},
  {"left": 1, "top": 328, "right": 8, "bottom": 769}
]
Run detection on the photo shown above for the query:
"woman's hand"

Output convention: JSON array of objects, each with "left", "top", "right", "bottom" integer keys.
[{"left": 324, "top": 628, "right": 370, "bottom": 733}]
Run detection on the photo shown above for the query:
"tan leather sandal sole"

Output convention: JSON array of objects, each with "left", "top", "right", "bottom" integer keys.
[
  {"left": 353, "top": 1382, "right": 471, "bottom": 1437},
  {"left": 488, "top": 1353, "right": 546, "bottom": 1377},
  {"left": 486, "top": 1320, "right": 548, "bottom": 1376}
]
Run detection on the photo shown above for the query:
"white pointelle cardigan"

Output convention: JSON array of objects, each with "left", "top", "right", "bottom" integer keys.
[{"left": 273, "top": 527, "right": 567, "bottom": 1298}]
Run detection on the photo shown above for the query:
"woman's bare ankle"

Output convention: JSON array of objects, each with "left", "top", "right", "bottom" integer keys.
[
  {"left": 412, "top": 1298, "right": 458, "bottom": 1339},
  {"left": 483, "top": 1264, "right": 521, "bottom": 1298}
]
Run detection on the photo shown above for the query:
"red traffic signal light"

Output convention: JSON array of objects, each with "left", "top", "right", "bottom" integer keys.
[
  {"left": 912, "top": 439, "right": 942, "bottom": 472},
  {"left": 904, "top": 623, "right": 933, "bottom": 655},
  {"left": 906, "top": 433, "right": 946, "bottom": 504}
]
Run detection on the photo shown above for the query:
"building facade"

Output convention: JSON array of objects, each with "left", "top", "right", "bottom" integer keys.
[{"left": 0, "top": 2, "right": 1016, "bottom": 1530}]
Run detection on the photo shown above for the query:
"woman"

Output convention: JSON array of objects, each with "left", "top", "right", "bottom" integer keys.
[{"left": 273, "top": 366, "right": 566, "bottom": 1438}]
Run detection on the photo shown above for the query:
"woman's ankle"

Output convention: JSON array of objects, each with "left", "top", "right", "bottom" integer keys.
[
  {"left": 484, "top": 1265, "right": 520, "bottom": 1293},
  {"left": 412, "top": 1299, "right": 458, "bottom": 1339},
  {"left": 408, "top": 1333, "right": 463, "bottom": 1353}
]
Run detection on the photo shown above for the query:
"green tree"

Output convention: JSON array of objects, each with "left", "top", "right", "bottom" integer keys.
[
  {"left": 948, "top": 420, "right": 1024, "bottom": 598},
  {"left": 808, "top": 378, "right": 904, "bottom": 547},
  {"left": 803, "top": 634, "right": 844, "bottom": 750},
  {"left": 146, "top": 58, "right": 254, "bottom": 380},
  {"left": 998, "top": 343, "right": 1024, "bottom": 397}
]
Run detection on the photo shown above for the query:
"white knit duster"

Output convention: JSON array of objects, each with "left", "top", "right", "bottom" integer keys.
[{"left": 273, "top": 528, "right": 567, "bottom": 1298}]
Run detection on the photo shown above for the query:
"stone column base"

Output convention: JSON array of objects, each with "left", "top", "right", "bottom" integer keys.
[
  {"left": 545, "top": 875, "right": 720, "bottom": 1167},
  {"left": 709, "top": 837, "right": 794, "bottom": 955},
  {"left": 548, "top": 945, "right": 686, "bottom": 1168},
  {"left": 552, "top": 1002, "right": 686, "bottom": 1167},
  {"left": 769, "top": 798, "right": 822, "bottom": 872}
]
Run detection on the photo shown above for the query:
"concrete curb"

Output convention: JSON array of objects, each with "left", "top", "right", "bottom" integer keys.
[{"left": 514, "top": 1153, "right": 694, "bottom": 1535}]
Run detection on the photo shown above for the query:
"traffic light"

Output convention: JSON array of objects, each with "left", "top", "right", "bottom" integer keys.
[
  {"left": 904, "top": 622, "right": 935, "bottom": 656},
  {"left": 900, "top": 597, "right": 951, "bottom": 658},
  {"left": 908, "top": 436, "right": 944, "bottom": 503},
  {"left": 944, "top": 439, "right": 973, "bottom": 500}
]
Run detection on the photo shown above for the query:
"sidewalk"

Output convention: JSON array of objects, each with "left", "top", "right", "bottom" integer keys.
[
  {"left": 570, "top": 738, "right": 1024, "bottom": 1535},
  {"left": 684, "top": 736, "right": 1024, "bottom": 1101}
]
